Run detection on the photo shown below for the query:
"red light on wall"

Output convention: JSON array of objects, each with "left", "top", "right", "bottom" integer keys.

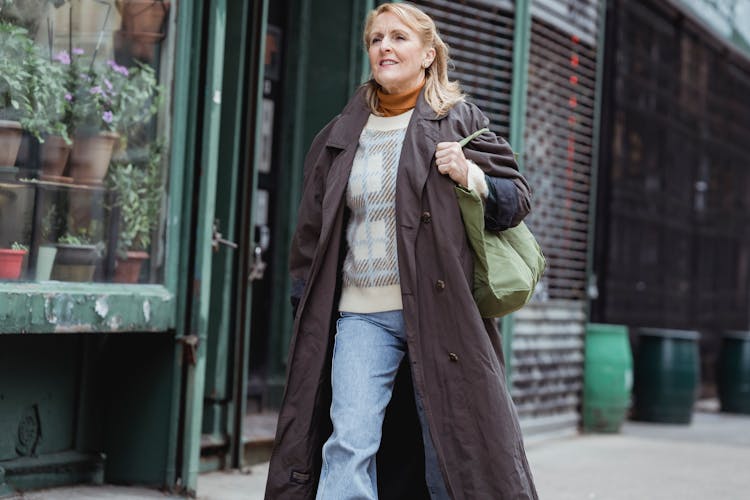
[
  {"left": 571, "top": 34, "right": 580, "bottom": 44},
  {"left": 569, "top": 96, "right": 578, "bottom": 108},
  {"left": 568, "top": 115, "right": 576, "bottom": 125},
  {"left": 570, "top": 54, "right": 579, "bottom": 67},
  {"left": 570, "top": 75, "right": 578, "bottom": 85}
]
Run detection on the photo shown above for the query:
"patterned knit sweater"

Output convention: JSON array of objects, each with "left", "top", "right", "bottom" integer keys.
[
  {"left": 338, "top": 111, "right": 413, "bottom": 313},
  {"left": 338, "top": 109, "right": 489, "bottom": 313}
]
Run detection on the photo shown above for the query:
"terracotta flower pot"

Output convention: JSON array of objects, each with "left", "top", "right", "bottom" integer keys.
[
  {"left": 0, "top": 120, "right": 23, "bottom": 167},
  {"left": 117, "top": 0, "right": 170, "bottom": 34},
  {"left": 0, "top": 248, "right": 27, "bottom": 280},
  {"left": 68, "top": 131, "right": 119, "bottom": 186},
  {"left": 40, "top": 135, "right": 73, "bottom": 182},
  {"left": 114, "top": 29, "right": 164, "bottom": 64},
  {"left": 114, "top": 250, "right": 149, "bottom": 283}
]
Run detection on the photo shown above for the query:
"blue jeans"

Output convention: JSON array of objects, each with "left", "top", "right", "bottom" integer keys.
[{"left": 316, "top": 310, "right": 450, "bottom": 500}]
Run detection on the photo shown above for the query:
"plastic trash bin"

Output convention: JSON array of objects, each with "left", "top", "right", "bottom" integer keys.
[
  {"left": 583, "top": 323, "right": 633, "bottom": 432},
  {"left": 632, "top": 328, "right": 700, "bottom": 424},
  {"left": 717, "top": 330, "right": 750, "bottom": 415}
]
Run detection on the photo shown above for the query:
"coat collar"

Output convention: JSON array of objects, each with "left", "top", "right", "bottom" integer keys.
[
  {"left": 325, "top": 84, "right": 441, "bottom": 149},
  {"left": 325, "top": 87, "right": 371, "bottom": 150}
]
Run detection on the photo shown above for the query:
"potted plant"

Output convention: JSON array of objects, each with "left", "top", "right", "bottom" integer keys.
[
  {"left": 35, "top": 204, "right": 61, "bottom": 280},
  {"left": 68, "top": 57, "right": 162, "bottom": 186},
  {"left": 107, "top": 144, "right": 163, "bottom": 283},
  {"left": 0, "top": 241, "right": 28, "bottom": 280},
  {"left": 115, "top": 0, "right": 170, "bottom": 63},
  {"left": 24, "top": 48, "right": 75, "bottom": 182},
  {"left": 51, "top": 224, "right": 105, "bottom": 282},
  {"left": 0, "top": 21, "right": 34, "bottom": 167}
]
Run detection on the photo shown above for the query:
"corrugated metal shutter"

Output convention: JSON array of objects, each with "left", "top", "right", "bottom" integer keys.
[
  {"left": 414, "top": 0, "right": 602, "bottom": 437},
  {"left": 415, "top": 0, "right": 516, "bottom": 138},
  {"left": 512, "top": 0, "right": 601, "bottom": 437}
]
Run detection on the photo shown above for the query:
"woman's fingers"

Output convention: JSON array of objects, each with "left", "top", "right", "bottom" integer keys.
[{"left": 435, "top": 141, "right": 469, "bottom": 186}]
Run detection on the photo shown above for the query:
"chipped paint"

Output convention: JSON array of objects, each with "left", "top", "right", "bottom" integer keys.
[
  {"left": 0, "top": 284, "right": 175, "bottom": 333},
  {"left": 143, "top": 300, "right": 151, "bottom": 322},
  {"left": 95, "top": 297, "right": 109, "bottom": 318},
  {"left": 107, "top": 315, "right": 122, "bottom": 330}
]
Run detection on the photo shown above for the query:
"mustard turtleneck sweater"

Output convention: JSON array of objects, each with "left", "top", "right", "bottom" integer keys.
[{"left": 376, "top": 80, "right": 425, "bottom": 117}]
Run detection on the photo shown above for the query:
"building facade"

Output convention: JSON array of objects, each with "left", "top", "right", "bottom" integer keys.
[{"left": 1, "top": 0, "right": 749, "bottom": 496}]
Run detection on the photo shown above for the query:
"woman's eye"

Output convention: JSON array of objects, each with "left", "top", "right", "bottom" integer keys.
[{"left": 371, "top": 37, "right": 381, "bottom": 44}]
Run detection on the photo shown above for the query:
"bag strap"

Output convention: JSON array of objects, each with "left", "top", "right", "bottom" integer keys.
[{"left": 458, "top": 128, "right": 489, "bottom": 147}]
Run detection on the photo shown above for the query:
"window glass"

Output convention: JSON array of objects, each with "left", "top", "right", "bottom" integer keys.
[{"left": 0, "top": 0, "right": 173, "bottom": 284}]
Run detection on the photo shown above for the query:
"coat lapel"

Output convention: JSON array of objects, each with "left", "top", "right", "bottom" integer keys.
[
  {"left": 317, "top": 90, "right": 371, "bottom": 247},
  {"left": 394, "top": 90, "right": 442, "bottom": 296},
  {"left": 398, "top": 89, "right": 441, "bottom": 211}
]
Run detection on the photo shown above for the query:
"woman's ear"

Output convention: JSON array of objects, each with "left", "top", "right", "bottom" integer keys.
[{"left": 424, "top": 47, "right": 436, "bottom": 67}]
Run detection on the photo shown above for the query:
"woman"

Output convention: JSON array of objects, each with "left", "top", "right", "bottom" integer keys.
[{"left": 265, "top": 3, "right": 538, "bottom": 499}]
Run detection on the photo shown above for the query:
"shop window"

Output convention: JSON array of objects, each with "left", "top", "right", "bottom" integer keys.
[{"left": 0, "top": 0, "right": 172, "bottom": 285}]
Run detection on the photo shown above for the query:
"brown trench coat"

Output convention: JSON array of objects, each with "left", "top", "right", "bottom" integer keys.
[{"left": 265, "top": 87, "right": 538, "bottom": 500}]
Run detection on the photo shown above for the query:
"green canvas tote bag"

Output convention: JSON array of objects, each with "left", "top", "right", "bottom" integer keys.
[{"left": 454, "top": 129, "right": 546, "bottom": 318}]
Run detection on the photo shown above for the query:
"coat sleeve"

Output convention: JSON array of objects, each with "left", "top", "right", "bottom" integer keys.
[
  {"left": 455, "top": 103, "right": 531, "bottom": 230},
  {"left": 289, "top": 118, "right": 338, "bottom": 313}
]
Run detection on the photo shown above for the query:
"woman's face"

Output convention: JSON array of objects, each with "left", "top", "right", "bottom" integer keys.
[{"left": 367, "top": 12, "right": 435, "bottom": 94}]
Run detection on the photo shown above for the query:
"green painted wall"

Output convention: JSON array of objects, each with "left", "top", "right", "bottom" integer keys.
[
  {"left": 0, "top": 336, "right": 78, "bottom": 461},
  {"left": 99, "top": 333, "right": 175, "bottom": 486},
  {"left": 0, "top": 333, "right": 175, "bottom": 493}
]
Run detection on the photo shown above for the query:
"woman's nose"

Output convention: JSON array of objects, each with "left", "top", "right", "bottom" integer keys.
[{"left": 380, "top": 37, "right": 392, "bottom": 51}]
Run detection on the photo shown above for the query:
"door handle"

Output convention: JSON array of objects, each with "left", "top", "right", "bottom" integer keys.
[
  {"left": 248, "top": 225, "right": 270, "bottom": 282},
  {"left": 212, "top": 219, "right": 238, "bottom": 252}
]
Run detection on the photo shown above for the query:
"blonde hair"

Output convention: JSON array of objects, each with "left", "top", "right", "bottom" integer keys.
[{"left": 362, "top": 2, "right": 464, "bottom": 117}]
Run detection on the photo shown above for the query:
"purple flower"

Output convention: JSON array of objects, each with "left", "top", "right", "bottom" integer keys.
[
  {"left": 64, "top": 93, "right": 72, "bottom": 101},
  {"left": 72, "top": 48, "right": 84, "bottom": 55},
  {"left": 107, "top": 60, "right": 129, "bottom": 76},
  {"left": 103, "top": 78, "right": 113, "bottom": 91},
  {"left": 53, "top": 51, "right": 71, "bottom": 65},
  {"left": 102, "top": 111, "right": 114, "bottom": 124},
  {"left": 89, "top": 85, "right": 105, "bottom": 96}
]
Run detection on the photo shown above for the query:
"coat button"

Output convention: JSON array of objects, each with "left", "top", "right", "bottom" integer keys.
[
  {"left": 421, "top": 211, "right": 432, "bottom": 224},
  {"left": 435, "top": 279, "right": 445, "bottom": 290},
  {"left": 448, "top": 352, "right": 459, "bottom": 362}
]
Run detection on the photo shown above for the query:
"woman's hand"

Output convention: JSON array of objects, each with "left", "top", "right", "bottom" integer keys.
[{"left": 435, "top": 142, "right": 470, "bottom": 187}]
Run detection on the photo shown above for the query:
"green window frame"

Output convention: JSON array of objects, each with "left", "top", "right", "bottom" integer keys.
[{"left": 0, "top": 1, "right": 200, "bottom": 334}]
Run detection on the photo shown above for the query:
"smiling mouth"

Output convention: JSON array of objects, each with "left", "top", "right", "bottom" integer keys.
[{"left": 380, "top": 60, "right": 397, "bottom": 66}]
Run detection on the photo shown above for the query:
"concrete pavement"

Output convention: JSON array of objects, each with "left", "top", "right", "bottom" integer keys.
[
  {"left": 13, "top": 406, "right": 750, "bottom": 499},
  {"left": 528, "top": 411, "right": 750, "bottom": 500}
]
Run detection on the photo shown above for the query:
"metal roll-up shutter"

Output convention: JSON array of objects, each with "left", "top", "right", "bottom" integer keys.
[
  {"left": 415, "top": 0, "right": 516, "bottom": 138},
  {"left": 512, "top": 0, "right": 601, "bottom": 438}
]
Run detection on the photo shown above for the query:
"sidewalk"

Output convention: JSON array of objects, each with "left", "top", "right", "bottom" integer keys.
[
  {"left": 527, "top": 410, "right": 750, "bottom": 500},
  {"left": 15, "top": 408, "right": 750, "bottom": 499}
]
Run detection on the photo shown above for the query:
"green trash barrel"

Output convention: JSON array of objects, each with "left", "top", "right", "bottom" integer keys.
[
  {"left": 717, "top": 330, "right": 750, "bottom": 415},
  {"left": 583, "top": 323, "right": 633, "bottom": 432},
  {"left": 633, "top": 328, "right": 700, "bottom": 424}
]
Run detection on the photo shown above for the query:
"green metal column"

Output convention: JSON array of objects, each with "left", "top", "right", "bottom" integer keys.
[
  {"left": 584, "top": 0, "right": 608, "bottom": 320},
  {"left": 179, "top": 0, "right": 228, "bottom": 494},
  {"left": 166, "top": 0, "right": 202, "bottom": 488},
  {"left": 503, "top": 0, "right": 533, "bottom": 383},
  {"left": 234, "top": 0, "right": 269, "bottom": 466},
  {"left": 202, "top": 0, "right": 253, "bottom": 451}
]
